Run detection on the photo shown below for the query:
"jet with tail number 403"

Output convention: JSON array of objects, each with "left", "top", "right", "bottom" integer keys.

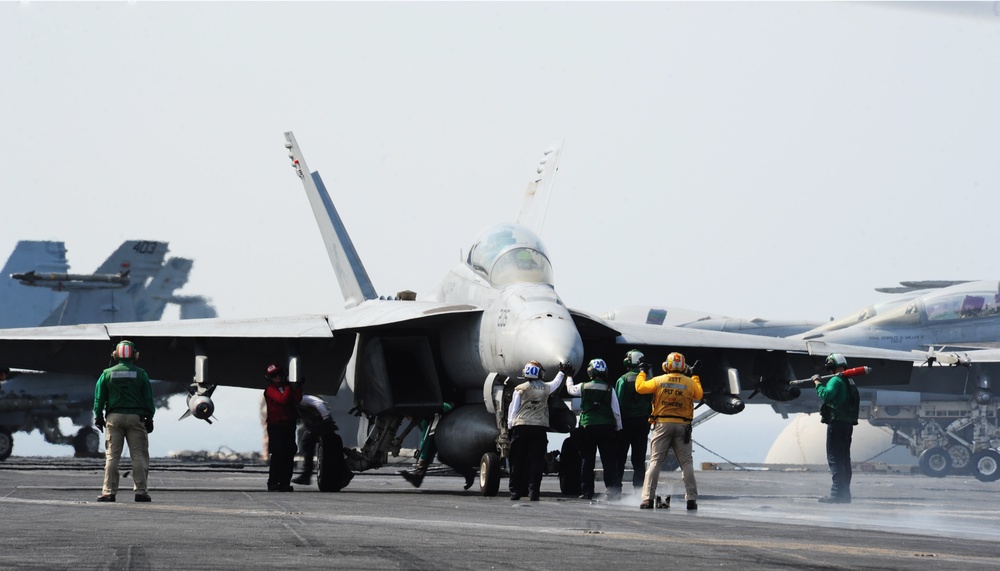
[{"left": 0, "top": 133, "right": 929, "bottom": 494}]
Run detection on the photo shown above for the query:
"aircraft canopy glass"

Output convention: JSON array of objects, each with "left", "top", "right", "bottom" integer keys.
[
  {"left": 467, "top": 223, "right": 554, "bottom": 286},
  {"left": 865, "top": 281, "right": 1000, "bottom": 326}
]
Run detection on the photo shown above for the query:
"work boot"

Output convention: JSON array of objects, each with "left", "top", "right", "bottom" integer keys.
[
  {"left": 459, "top": 467, "right": 476, "bottom": 490},
  {"left": 686, "top": 500, "right": 697, "bottom": 511},
  {"left": 639, "top": 499, "right": 654, "bottom": 509},
  {"left": 135, "top": 494, "right": 152, "bottom": 503},
  {"left": 401, "top": 459, "right": 428, "bottom": 488},
  {"left": 97, "top": 494, "right": 116, "bottom": 502},
  {"left": 292, "top": 474, "right": 312, "bottom": 486}
]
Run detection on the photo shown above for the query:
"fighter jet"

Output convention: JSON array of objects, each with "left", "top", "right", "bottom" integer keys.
[
  {"left": 0, "top": 241, "right": 211, "bottom": 460},
  {"left": 786, "top": 280, "right": 1000, "bottom": 481},
  {"left": 608, "top": 281, "right": 1000, "bottom": 481},
  {"left": 0, "top": 133, "right": 928, "bottom": 494}
]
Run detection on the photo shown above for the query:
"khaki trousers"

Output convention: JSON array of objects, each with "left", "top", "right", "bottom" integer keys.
[
  {"left": 103, "top": 413, "right": 150, "bottom": 496},
  {"left": 641, "top": 422, "right": 697, "bottom": 503}
]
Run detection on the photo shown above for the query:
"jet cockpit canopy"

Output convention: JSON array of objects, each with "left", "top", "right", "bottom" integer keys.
[
  {"left": 466, "top": 223, "right": 554, "bottom": 286},
  {"left": 862, "top": 281, "right": 1000, "bottom": 327}
]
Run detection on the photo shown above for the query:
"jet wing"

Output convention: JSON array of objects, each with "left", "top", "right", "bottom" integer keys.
[
  {"left": 570, "top": 309, "right": 921, "bottom": 396},
  {"left": 0, "top": 302, "right": 482, "bottom": 395}
]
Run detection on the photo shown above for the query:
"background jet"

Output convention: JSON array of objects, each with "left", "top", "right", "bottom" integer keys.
[
  {"left": 0, "top": 240, "right": 215, "bottom": 460},
  {"left": 608, "top": 281, "right": 1000, "bottom": 481}
]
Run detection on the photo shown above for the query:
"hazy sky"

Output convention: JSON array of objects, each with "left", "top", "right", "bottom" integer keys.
[{"left": 3, "top": 2, "right": 999, "bottom": 462}]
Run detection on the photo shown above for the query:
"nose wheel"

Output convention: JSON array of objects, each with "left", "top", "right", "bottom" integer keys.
[{"left": 479, "top": 452, "right": 502, "bottom": 496}]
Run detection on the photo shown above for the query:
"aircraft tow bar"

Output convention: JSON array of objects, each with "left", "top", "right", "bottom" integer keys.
[{"left": 788, "top": 366, "right": 871, "bottom": 387}]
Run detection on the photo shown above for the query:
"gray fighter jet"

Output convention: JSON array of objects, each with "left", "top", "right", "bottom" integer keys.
[
  {"left": 608, "top": 281, "right": 1000, "bottom": 481},
  {"left": 0, "top": 134, "right": 931, "bottom": 494},
  {"left": 786, "top": 281, "right": 1000, "bottom": 480}
]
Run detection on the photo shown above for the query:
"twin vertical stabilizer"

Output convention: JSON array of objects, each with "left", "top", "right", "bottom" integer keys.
[
  {"left": 284, "top": 132, "right": 377, "bottom": 309},
  {"left": 514, "top": 140, "right": 564, "bottom": 236}
]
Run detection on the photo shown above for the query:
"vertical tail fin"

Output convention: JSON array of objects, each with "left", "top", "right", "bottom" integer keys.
[
  {"left": 284, "top": 131, "right": 377, "bottom": 309},
  {"left": 515, "top": 140, "right": 564, "bottom": 235},
  {"left": 138, "top": 257, "right": 193, "bottom": 321}
]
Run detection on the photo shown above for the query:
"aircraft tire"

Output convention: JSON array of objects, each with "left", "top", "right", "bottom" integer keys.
[
  {"left": 558, "top": 438, "right": 581, "bottom": 496},
  {"left": 970, "top": 449, "right": 1000, "bottom": 483},
  {"left": 0, "top": 428, "right": 12, "bottom": 461},
  {"left": 918, "top": 446, "right": 951, "bottom": 478},
  {"left": 479, "top": 452, "right": 501, "bottom": 497},
  {"left": 73, "top": 427, "right": 101, "bottom": 458}
]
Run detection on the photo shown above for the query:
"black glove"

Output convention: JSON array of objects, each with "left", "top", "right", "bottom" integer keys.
[
  {"left": 686, "top": 360, "right": 701, "bottom": 376},
  {"left": 95, "top": 416, "right": 105, "bottom": 433},
  {"left": 559, "top": 362, "right": 575, "bottom": 377},
  {"left": 640, "top": 363, "right": 653, "bottom": 377},
  {"left": 143, "top": 417, "right": 154, "bottom": 434}
]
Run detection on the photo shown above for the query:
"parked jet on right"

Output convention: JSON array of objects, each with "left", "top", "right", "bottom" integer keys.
[
  {"left": 607, "top": 281, "right": 1000, "bottom": 481},
  {"left": 787, "top": 280, "right": 1000, "bottom": 481}
]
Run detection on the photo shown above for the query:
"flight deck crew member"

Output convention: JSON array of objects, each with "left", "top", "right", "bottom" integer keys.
[
  {"left": 293, "top": 394, "right": 353, "bottom": 491},
  {"left": 565, "top": 358, "right": 622, "bottom": 500},
  {"left": 400, "top": 402, "right": 477, "bottom": 490},
  {"left": 814, "top": 353, "right": 860, "bottom": 504},
  {"left": 264, "top": 363, "right": 302, "bottom": 492},
  {"left": 615, "top": 349, "right": 653, "bottom": 491},
  {"left": 635, "top": 352, "right": 703, "bottom": 510},
  {"left": 93, "top": 340, "right": 155, "bottom": 503},
  {"left": 507, "top": 360, "right": 567, "bottom": 501}
]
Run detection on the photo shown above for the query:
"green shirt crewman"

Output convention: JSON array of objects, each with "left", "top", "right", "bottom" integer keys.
[
  {"left": 93, "top": 340, "right": 155, "bottom": 503},
  {"left": 814, "top": 353, "right": 860, "bottom": 504}
]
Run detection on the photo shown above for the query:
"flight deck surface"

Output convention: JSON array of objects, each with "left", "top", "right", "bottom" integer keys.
[{"left": 1, "top": 457, "right": 997, "bottom": 570}]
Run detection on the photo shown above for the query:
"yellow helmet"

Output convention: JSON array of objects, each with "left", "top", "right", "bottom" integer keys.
[{"left": 663, "top": 352, "right": 686, "bottom": 373}]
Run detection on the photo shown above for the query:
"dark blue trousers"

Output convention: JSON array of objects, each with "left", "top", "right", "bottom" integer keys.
[{"left": 826, "top": 420, "right": 854, "bottom": 498}]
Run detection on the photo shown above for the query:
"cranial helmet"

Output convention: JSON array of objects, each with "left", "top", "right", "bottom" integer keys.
[
  {"left": 587, "top": 358, "right": 608, "bottom": 379},
  {"left": 522, "top": 360, "right": 544, "bottom": 380},
  {"left": 825, "top": 353, "right": 847, "bottom": 371},
  {"left": 663, "top": 352, "right": 686, "bottom": 373},
  {"left": 112, "top": 340, "right": 138, "bottom": 361},
  {"left": 623, "top": 349, "right": 644, "bottom": 369}
]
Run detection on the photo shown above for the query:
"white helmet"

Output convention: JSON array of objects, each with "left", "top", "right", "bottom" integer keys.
[
  {"left": 663, "top": 352, "right": 686, "bottom": 373},
  {"left": 623, "top": 349, "right": 644, "bottom": 369},
  {"left": 522, "top": 360, "right": 544, "bottom": 380},
  {"left": 587, "top": 358, "right": 608, "bottom": 379},
  {"left": 825, "top": 353, "right": 847, "bottom": 371}
]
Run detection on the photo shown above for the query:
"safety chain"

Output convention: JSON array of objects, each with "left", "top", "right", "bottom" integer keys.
[{"left": 691, "top": 439, "right": 750, "bottom": 471}]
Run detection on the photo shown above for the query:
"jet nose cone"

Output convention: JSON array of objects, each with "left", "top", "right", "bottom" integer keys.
[{"left": 512, "top": 316, "right": 583, "bottom": 376}]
